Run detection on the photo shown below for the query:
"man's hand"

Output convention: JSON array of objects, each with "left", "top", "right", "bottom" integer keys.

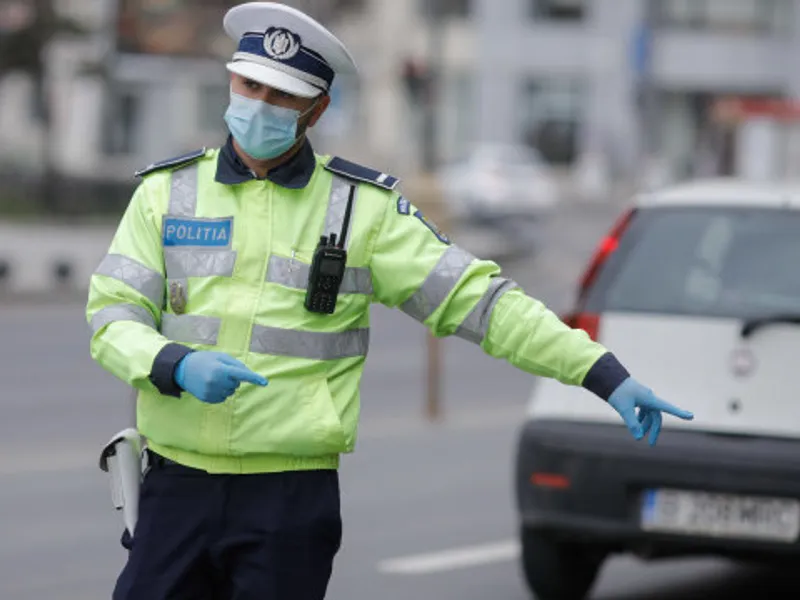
[
  {"left": 608, "top": 377, "right": 693, "bottom": 446},
  {"left": 174, "top": 351, "right": 268, "bottom": 404}
]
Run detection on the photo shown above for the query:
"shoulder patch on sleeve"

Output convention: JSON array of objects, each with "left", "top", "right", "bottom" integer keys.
[
  {"left": 397, "top": 196, "right": 411, "bottom": 215},
  {"left": 414, "top": 210, "right": 451, "bottom": 245},
  {"left": 324, "top": 156, "right": 400, "bottom": 190},
  {"left": 134, "top": 148, "right": 207, "bottom": 178}
]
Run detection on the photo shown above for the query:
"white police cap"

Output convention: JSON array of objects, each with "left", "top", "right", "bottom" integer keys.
[{"left": 223, "top": 2, "right": 357, "bottom": 99}]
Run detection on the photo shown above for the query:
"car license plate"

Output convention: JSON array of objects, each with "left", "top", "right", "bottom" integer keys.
[{"left": 641, "top": 488, "right": 800, "bottom": 543}]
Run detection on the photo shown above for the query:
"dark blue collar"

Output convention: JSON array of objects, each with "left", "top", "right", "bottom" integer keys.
[{"left": 215, "top": 135, "right": 316, "bottom": 188}]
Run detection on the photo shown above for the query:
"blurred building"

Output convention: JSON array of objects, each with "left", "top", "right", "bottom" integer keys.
[
  {"left": 0, "top": 0, "right": 367, "bottom": 186},
  {"left": 3, "top": 0, "right": 800, "bottom": 198},
  {"left": 0, "top": 0, "right": 473, "bottom": 189},
  {"left": 475, "top": 0, "right": 800, "bottom": 184}
]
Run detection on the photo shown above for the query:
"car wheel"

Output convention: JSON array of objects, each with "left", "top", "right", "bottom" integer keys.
[{"left": 520, "top": 528, "right": 606, "bottom": 600}]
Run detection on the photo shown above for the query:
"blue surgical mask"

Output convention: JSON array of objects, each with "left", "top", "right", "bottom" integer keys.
[{"left": 223, "top": 91, "right": 315, "bottom": 160}]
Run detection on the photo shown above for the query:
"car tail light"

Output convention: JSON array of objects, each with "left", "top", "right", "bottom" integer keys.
[
  {"left": 562, "top": 312, "right": 600, "bottom": 341},
  {"left": 562, "top": 208, "right": 636, "bottom": 342},
  {"left": 577, "top": 207, "right": 636, "bottom": 298},
  {"left": 530, "top": 472, "right": 570, "bottom": 490}
]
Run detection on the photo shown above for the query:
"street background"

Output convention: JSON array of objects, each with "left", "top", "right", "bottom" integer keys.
[
  {"left": 3, "top": 1, "right": 800, "bottom": 598},
  {"left": 3, "top": 199, "right": 799, "bottom": 599}
]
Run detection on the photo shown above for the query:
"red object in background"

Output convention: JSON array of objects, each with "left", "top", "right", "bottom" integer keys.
[
  {"left": 402, "top": 58, "right": 431, "bottom": 105},
  {"left": 562, "top": 208, "right": 637, "bottom": 341},
  {"left": 530, "top": 472, "right": 571, "bottom": 490},
  {"left": 578, "top": 208, "right": 636, "bottom": 297}
]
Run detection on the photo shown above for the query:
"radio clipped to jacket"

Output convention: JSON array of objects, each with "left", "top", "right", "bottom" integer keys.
[{"left": 305, "top": 184, "right": 355, "bottom": 314}]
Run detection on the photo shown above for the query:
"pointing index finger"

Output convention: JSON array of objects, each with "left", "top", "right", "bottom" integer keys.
[
  {"left": 645, "top": 395, "right": 694, "bottom": 420},
  {"left": 224, "top": 365, "right": 268, "bottom": 386}
]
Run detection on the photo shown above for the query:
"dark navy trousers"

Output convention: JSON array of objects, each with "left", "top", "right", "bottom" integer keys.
[{"left": 113, "top": 451, "right": 342, "bottom": 600}]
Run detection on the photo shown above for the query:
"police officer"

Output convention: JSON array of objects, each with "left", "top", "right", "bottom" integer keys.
[{"left": 87, "top": 2, "right": 693, "bottom": 599}]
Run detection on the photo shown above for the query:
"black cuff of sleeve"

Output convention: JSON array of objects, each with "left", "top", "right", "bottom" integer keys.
[
  {"left": 149, "top": 343, "right": 195, "bottom": 397},
  {"left": 581, "top": 352, "right": 631, "bottom": 401}
]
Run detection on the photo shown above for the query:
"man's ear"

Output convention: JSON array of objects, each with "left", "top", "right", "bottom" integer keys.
[{"left": 307, "top": 94, "right": 331, "bottom": 128}]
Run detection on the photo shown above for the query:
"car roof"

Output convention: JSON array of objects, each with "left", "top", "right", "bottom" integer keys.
[{"left": 635, "top": 178, "right": 800, "bottom": 209}]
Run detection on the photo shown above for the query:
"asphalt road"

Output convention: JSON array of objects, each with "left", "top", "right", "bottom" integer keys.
[{"left": 1, "top": 202, "right": 797, "bottom": 599}]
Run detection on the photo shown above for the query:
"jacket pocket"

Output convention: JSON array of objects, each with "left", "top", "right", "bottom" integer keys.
[
  {"left": 296, "top": 374, "right": 348, "bottom": 454},
  {"left": 230, "top": 372, "right": 348, "bottom": 457}
]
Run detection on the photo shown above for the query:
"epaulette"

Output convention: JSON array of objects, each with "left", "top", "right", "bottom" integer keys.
[
  {"left": 134, "top": 148, "right": 207, "bottom": 178},
  {"left": 324, "top": 156, "right": 400, "bottom": 191}
]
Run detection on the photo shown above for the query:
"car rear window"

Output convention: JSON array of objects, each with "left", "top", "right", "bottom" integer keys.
[{"left": 584, "top": 206, "right": 800, "bottom": 319}]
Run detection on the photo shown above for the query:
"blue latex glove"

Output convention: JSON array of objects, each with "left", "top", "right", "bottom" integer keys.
[
  {"left": 174, "top": 351, "right": 267, "bottom": 404},
  {"left": 608, "top": 377, "right": 694, "bottom": 446}
]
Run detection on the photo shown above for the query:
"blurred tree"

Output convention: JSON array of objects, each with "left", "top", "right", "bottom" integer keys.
[{"left": 0, "top": 0, "right": 87, "bottom": 212}]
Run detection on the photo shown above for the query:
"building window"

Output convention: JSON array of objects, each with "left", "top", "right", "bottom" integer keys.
[
  {"left": 655, "top": 0, "right": 790, "bottom": 33},
  {"left": 289, "top": 0, "right": 366, "bottom": 22},
  {"left": 333, "top": 0, "right": 365, "bottom": 12},
  {"left": 102, "top": 87, "right": 142, "bottom": 156},
  {"left": 424, "top": 0, "right": 471, "bottom": 19},
  {"left": 30, "top": 75, "right": 48, "bottom": 124},
  {"left": 531, "top": 0, "right": 585, "bottom": 21},
  {"left": 520, "top": 77, "right": 584, "bottom": 165},
  {"left": 332, "top": 0, "right": 366, "bottom": 11}
]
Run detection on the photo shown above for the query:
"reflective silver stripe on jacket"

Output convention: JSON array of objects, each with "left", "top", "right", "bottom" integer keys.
[
  {"left": 266, "top": 255, "right": 373, "bottom": 295},
  {"left": 401, "top": 245, "right": 476, "bottom": 323},
  {"left": 156, "top": 312, "right": 369, "bottom": 359},
  {"left": 165, "top": 249, "right": 237, "bottom": 278},
  {"left": 94, "top": 254, "right": 165, "bottom": 307},
  {"left": 163, "top": 164, "right": 239, "bottom": 312},
  {"left": 168, "top": 164, "right": 199, "bottom": 216},
  {"left": 323, "top": 175, "right": 358, "bottom": 249},
  {"left": 160, "top": 314, "right": 221, "bottom": 346},
  {"left": 455, "top": 277, "right": 519, "bottom": 344},
  {"left": 250, "top": 325, "right": 369, "bottom": 360},
  {"left": 90, "top": 304, "right": 157, "bottom": 333},
  {"left": 165, "top": 165, "right": 200, "bottom": 306}
]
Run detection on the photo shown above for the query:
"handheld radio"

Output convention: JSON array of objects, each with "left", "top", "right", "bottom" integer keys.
[{"left": 304, "top": 184, "right": 356, "bottom": 314}]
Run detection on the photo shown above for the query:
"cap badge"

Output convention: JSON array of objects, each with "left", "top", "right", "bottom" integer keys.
[{"left": 263, "top": 27, "right": 301, "bottom": 61}]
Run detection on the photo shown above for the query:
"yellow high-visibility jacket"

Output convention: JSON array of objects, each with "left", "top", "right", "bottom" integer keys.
[{"left": 86, "top": 140, "right": 628, "bottom": 474}]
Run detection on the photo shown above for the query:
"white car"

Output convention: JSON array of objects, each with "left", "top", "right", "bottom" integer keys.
[
  {"left": 514, "top": 178, "right": 800, "bottom": 600},
  {"left": 437, "top": 143, "right": 559, "bottom": 223}
]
